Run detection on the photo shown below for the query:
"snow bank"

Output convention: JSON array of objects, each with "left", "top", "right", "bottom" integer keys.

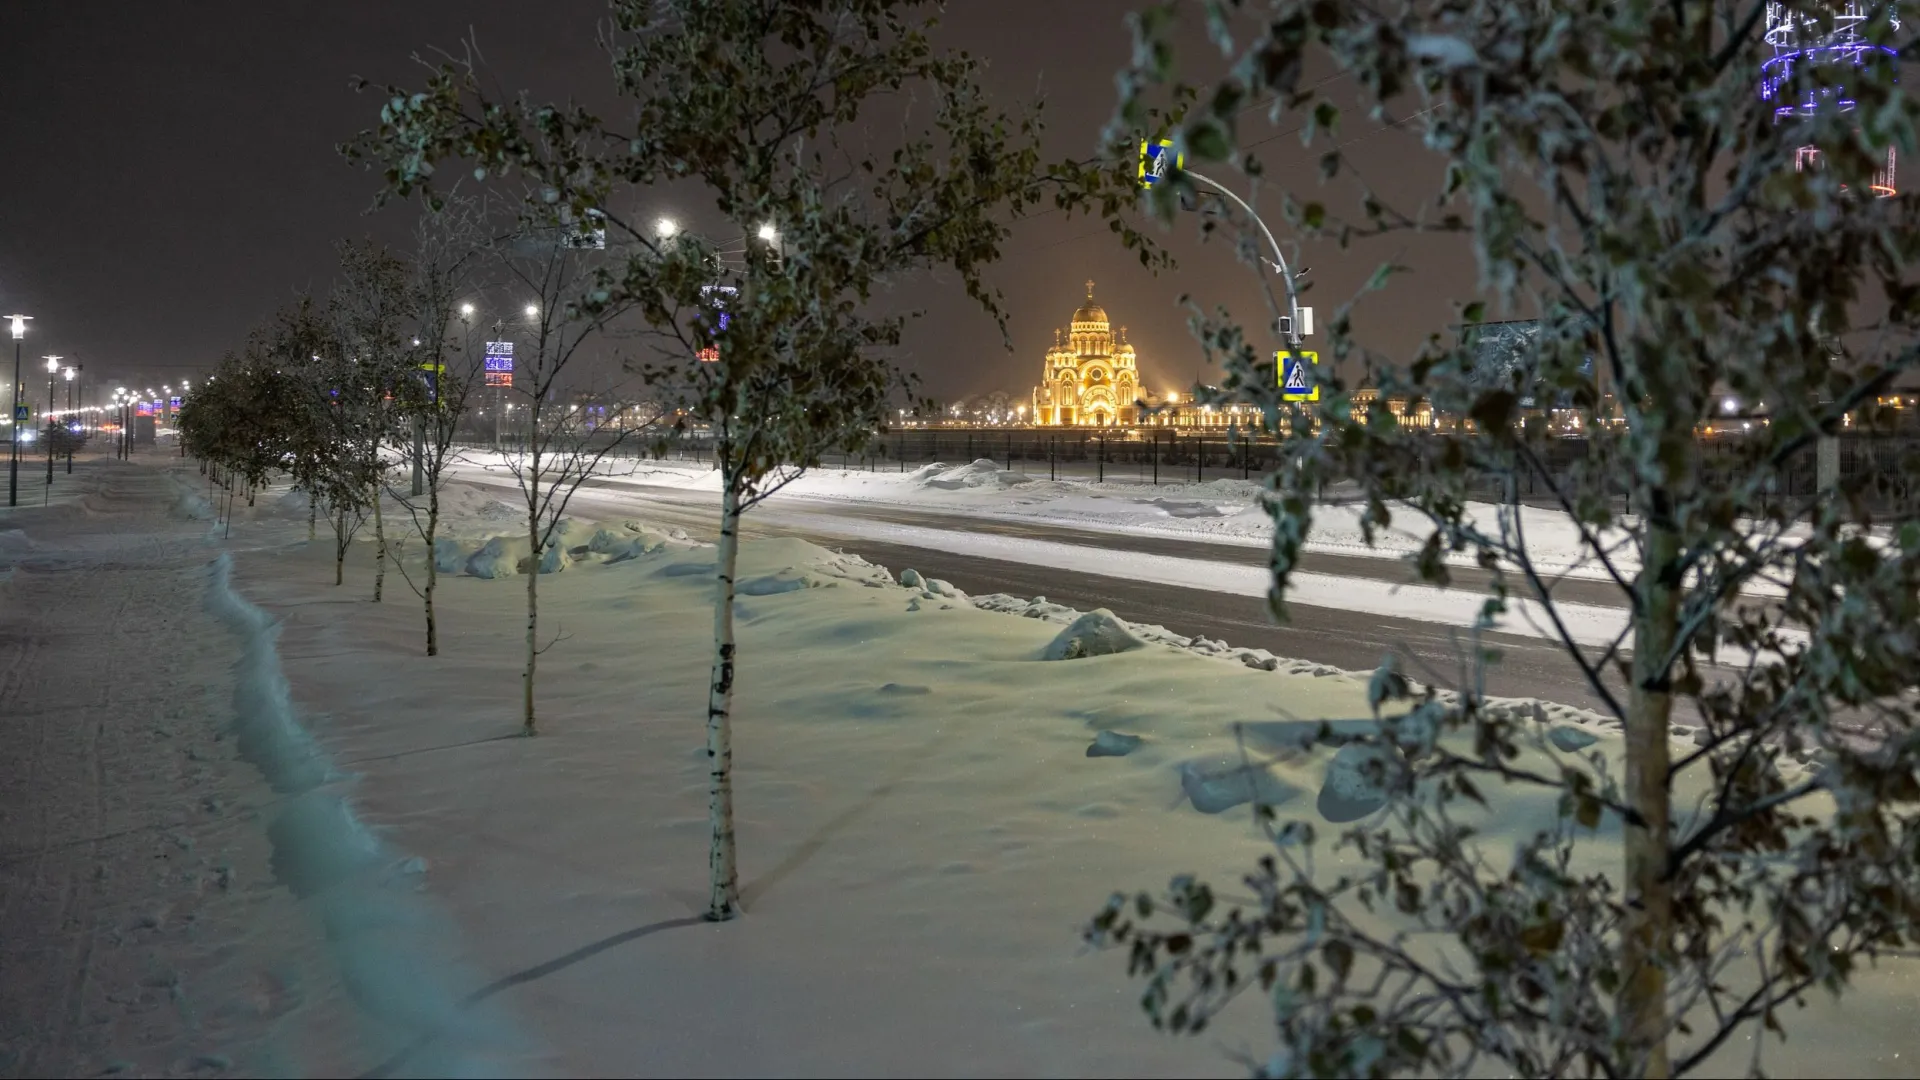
[
  {"left": 912, "top": 458, "right": 1041, "bottom": 491},
  {"left": 437, "top": 518, "right": 704, "bottom": 580},
  {"left": 203, "top": 553, "right": 532, "bottom": 1075},
  {"left": 1039, "top": 609, "right": 1147, "bottom": 661}
]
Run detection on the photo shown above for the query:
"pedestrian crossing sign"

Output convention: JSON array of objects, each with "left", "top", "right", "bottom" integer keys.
[
  {"left": 1278, "top": 350, "right": 1319, "bottom": 402},
  {"left": 1138, "top": 139, "right": 1181, "bottom": 188}
]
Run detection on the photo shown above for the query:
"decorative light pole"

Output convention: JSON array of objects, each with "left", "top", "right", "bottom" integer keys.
[
  {"left": 1764, "top": 2, "right": 1900, "bottom": 492},
  {"left": 1764, "top": 2, "right": 1900, "bottom": 196},
  {"left": 63, "top": 365, "right": 76, "bottom": 473},
  {"left": 5, "top": 314, "right": 27, "bottom": 506},
  {"left": 43, "top": 355, "right": 61, "bottom": 491}
]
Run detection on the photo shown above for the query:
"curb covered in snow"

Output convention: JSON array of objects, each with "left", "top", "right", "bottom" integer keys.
[{"left": 205, "top": 553, "right": 534, "bottom": 1077}]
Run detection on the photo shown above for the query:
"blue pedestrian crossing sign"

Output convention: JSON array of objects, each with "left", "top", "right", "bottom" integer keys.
[
  {"left": 1138, "top": 139, "right": 1182, "bottom": 188},
  {"left": 12, "top": 404, "right": 28, "bottom": 422},
  {"left": 1278, "top": 350, "right": 1320, "bottom": 402}
]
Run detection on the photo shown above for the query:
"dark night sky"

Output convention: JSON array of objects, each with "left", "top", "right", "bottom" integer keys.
[{"left": 0, "top": 1, "right": 1471, "bottom": 406}]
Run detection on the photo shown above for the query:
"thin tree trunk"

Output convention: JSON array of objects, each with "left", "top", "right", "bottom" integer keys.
[
  {"left": 424, "top": 482, "right": 440, "bottom": 656},
  {"left": 372, "top": 482, "right": 386, "bottom": 603},
  {"left": 523, "top": 522, "right": 539, "bottom": 736},
  {"left": 706, "top": 479, "right": 743, "bottom": 921},
  {"left": 308, "top": 492, "right": 317, "bottom": 541},
  {"left": 1621, "top": 508, "right": 1679, "bottom": 1077},
  {"left": 335, "top": 506, "right": 346, "bottom": 587}
]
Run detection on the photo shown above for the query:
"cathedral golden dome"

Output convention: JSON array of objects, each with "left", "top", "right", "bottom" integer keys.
[{"left": 1071, "top": 279, "right": 1109, "bottom": 328}]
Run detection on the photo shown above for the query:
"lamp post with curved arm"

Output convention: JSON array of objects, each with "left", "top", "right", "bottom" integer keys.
[{"left": 1182, "top": 171, "right": 1305, "bottom": 347}]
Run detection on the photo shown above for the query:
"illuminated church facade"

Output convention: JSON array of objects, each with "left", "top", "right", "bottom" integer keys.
[{"left": 1029, "top": 282, "right": 1145, "bottom": 426}]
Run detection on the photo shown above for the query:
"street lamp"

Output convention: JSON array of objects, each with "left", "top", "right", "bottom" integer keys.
[
  {"left": 656, "top": 217, "right": 679, "bottom": 239},
  {"left": 62, "top": 367, "right": 76, "bottom": 473},
  {"left": 524, "top": 304, "right": 538, "bottom": 319},
  {"left": 460, "top": 302, "right": 476, "bottom": 319},
  {"left": 43, "top": 356, "right": 62, "bottom": 492},
  {"left": 756, "top": 222, "right": 778, "bottom": 242},
  {"left": 6, "top": 313, "right": 29, "bottom": 506}
]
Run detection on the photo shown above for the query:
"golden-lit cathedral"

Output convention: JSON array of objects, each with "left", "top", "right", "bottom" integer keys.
[{"left": 1029, "top": 282, "right": 1142, "bottom": 426}]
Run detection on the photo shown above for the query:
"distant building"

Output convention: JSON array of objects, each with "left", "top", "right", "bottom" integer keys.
[{"left": 1028, "top": 281, "right": 1145, "bottom": 426}]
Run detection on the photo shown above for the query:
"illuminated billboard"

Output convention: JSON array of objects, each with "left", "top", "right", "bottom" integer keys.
[{"left": 485, "top": 341, "right": 514, "bottom": 388}]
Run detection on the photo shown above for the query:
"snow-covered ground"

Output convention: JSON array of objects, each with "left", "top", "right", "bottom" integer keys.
[
  {"left": 214, "top": 472, "right": 1920, "bottom": 1074},
  {"left": 6, "top": 461, "right": 1908, "bottom": 1077}
]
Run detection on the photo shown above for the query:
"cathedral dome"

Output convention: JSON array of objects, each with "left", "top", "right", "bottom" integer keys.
[{"left": 1070, "top": 280, "right": 1109, "bottom": 329}]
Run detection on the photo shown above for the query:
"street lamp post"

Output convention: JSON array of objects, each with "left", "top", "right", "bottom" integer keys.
[
  {"left": 6, "top": 314, "right": 28, "bottom": 507},
  {"left": 63, "top": 366, "right": 76, "bottom": 473},
  {"left": 43, "top": 355, "right": 61, "bottom": 494}
]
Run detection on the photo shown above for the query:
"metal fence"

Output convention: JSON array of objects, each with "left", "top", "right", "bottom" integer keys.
[{"left": 451, "top": 424, "right": 1920, "bottom": 511}]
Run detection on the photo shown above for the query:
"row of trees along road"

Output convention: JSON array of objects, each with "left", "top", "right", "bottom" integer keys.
[
  {"left": 180, "top": 205, "right": 663, "bottom": 739},
  {"left": 344, "top": 0, "right": 1158, "bottom": 924},
  {"left": 190, "top": 0, "right": 1920, "bottom": 1075}
]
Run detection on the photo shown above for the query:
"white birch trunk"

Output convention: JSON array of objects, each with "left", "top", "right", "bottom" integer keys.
[
  {"left": 308, "top": 492, "right": 317, "bottom": 541},
  {"left": 1621, "top": 509, "right": 1679, "bottom": 1077},
  {"left": 424, "top": 484, "right": 440, "bottom": 656},
  {"left": 706, "top": 480, "right": 743, "bottom": 921},
  {"left": 372, "top": 482, "right": 386, "bottom": 603},
  {"left": 523, "top": 518, "right": 540, "bottom": 736}
]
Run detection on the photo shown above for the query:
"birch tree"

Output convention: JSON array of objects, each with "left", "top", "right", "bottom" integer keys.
[
  {"left": 386, "top": 200, "right": 489, "bottom": 656},
  {"left": 1085, "top": 1, "right": 1920, "bottom": 1076},
  {"left": 481, "top": 226, "right": 653, "bottom": 737},
  {"left": 331, "top": 240, "right": 419, "bottom": 604},
  {"left": 344, "top": 0, "right": 1158, "bottom": 922}
]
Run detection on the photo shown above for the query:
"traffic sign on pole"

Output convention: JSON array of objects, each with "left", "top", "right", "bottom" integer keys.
[
  {"left": 1278, "top": 350, "right": 1320, "bottom": 402},
  {"left": 1138, "top": 139, "right": 1182, "bottom": 188}
]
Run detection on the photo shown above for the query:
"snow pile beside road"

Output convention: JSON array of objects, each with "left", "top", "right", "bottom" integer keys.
[
  {"left": 910, "top": 459, "right": 1041, "bottom": 491},
  {"left": 440, "top": 518, "right": 705, "bottom": 579},
  {"left": 970, "top": 591, "right": 1348, "bottom": 678},
  {"left": 204, "top": 552, "right": 530, "bottom": 1074}
]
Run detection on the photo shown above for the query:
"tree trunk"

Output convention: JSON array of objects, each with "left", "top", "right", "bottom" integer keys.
[
  {"left": 308, "top": 492, "right": 317, "bottom": 541},
  {"left": 706, "top": 479, "right": 743, "bottom": 921},
  {"left": 1621, "top": 508, "right": 1680, "bottom": 1078},
  {"left": 372, "top": 482, "right": 386, "bottom": 603},
  {"left": 523, "top": 524, "right": 539, "bottom": 736},
  {"left": 424, "top": 483, "right": 440, "bottom": 657},
  {"left": 335, "top": 506, "right": 346, "bottom": 587}
]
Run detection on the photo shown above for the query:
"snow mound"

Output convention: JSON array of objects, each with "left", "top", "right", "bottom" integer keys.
[
  {"left": 440, "top": 518, "right": 700, "bottom": 579},
  {"left": 973, "top": 593, "right": 1346, "bottom": 677},
  {"left": 738, "top": 568, "right": 822, "bottom": 596},
  {"left": 1040, "top": 609, "right": 1147, "bottom": 661},
  {"left": 913, "top": 459, "right": 1037, "bottom": 491},
  {"left": 171, "top": 491, "right": 215, "bottom": 521},
  {"left": 0, "top": 528, "right": 35, "bottom": 556},
  {"left": 1178, "top": 755, "right": 1302, "bottom": 814}
]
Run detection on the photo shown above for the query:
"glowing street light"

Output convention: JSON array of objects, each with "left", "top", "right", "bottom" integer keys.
[
  {"left": 756, "top": 222, "right": 778, "bottom": 242},
  {"left": 459, "top": 302, "right": 476, "bottom": 318},
  {"left": 525, "top": 304, "right": 539, "bottom": 319},
  {"left": 41, "top": 356, "right": 62, "bottom": 493},
  {"left": 4, "top": 314, "right": 26, "bottom": 507},
  {"left": 656, "top": 217, "right": 679, "bottom": 239}
]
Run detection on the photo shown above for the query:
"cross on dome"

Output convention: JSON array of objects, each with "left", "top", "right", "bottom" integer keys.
[{"left": 1086, "top": 279, "right": 1095, "bottom": 298}]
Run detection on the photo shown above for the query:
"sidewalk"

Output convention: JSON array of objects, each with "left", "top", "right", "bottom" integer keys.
[{"left": 0, "top": 461, "right": 357, "bottom": 1078}]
